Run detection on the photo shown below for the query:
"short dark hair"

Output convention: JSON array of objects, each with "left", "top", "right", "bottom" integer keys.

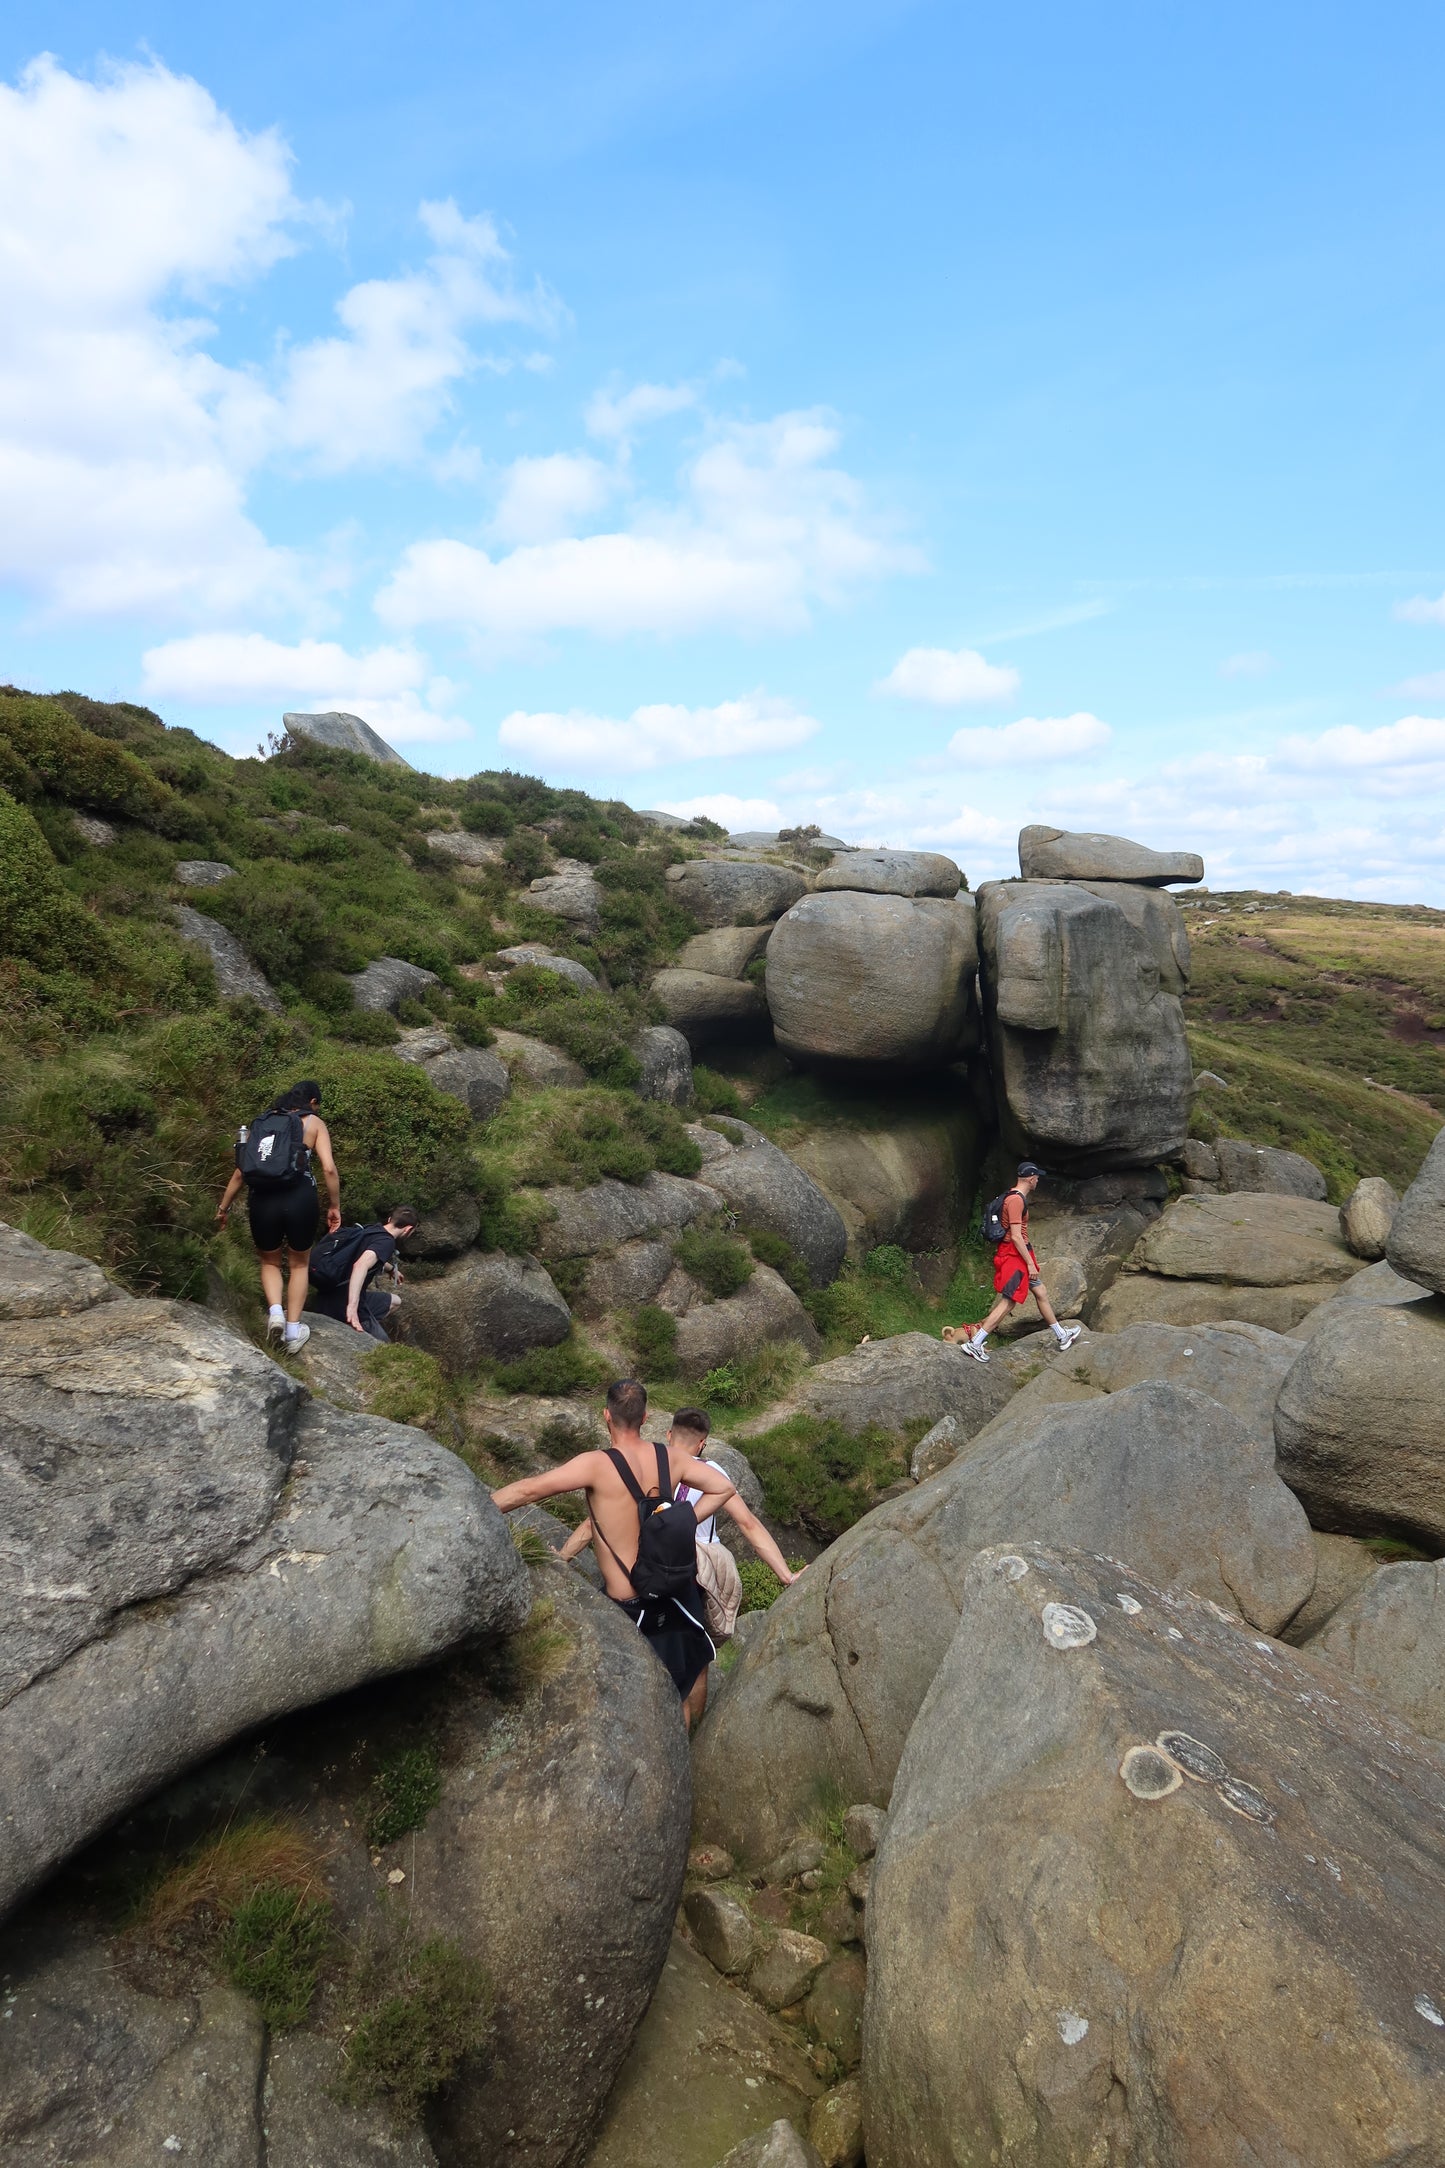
[
  {"left": 606, "top": 1378, "right": 648, "bottom": 1429},
  {"left": 671, "top": 1407, "right": 711, "bottom": 1440},
  {"left": 273, "top": 1079, "right": 322, "bottom": 1112},
  {"left": 388, "top": 1204, "right": 420, "bottom": 1231}
]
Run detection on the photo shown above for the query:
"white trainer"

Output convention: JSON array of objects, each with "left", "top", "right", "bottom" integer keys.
[
  {"left": 959, "top": 1334, "right": 990, "bottom": 1363},
  {"left": 283, "top": 1323, "right": 311, "bottom": 1353},
  {"left": 1054, "top": 1324, "right": 1083, "bottom": 1351}
]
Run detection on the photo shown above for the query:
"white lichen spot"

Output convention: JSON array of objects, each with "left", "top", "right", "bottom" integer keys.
[
  {"left": 1415, "top": 1993, "right": 1444, "bottom": 2027},
  {"left": 1120, "top": 1745, "right": 1183, "bottom": 1800},
  {"left": 995, "top": 1553, "right": 1030, "bottom": 1580},
  {"left": 1116, "top": 1593, "right": 1143, "bottom": 1615},
  {"left": 1042, "top": 1602, "right": 1097, "bottom": 1650},
  {"left": 1056, "top": 2010, "right": 1089, "bottom": 2045},
  {"left": 1167, "top": 1627, "right": 1185, "bottom": 1641},
  {"left": 387, "top": 1868, "right": 406, "bottom": 1885}
]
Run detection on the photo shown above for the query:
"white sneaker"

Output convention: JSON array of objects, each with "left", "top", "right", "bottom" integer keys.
[
  {"left": 266, "top": 1308, "right": 285, "bottom": 1341},
  {"left": 959, "top": 1334, "right": 990, "bottom": 1364},
  {"left": 283, "top": 1323, "right": 311, "bottom": 1352},
  {"left": 1054, "top": 1324, "right": 1082, "bottom": 1351}
]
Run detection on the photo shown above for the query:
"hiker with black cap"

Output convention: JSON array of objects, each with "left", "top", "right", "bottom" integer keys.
[
  {"left": 945, "top": 1161, "right": 1082, "bottom": 1363},
  {"left": 307, "top": 1206, "right": 419, "bottom": 1340},
  {"left": 489, "top": 1379, "right": 743, "bottom": 1731},
  {"left": 215, "top": 1080, "right": 339, "bottom": 1355}
]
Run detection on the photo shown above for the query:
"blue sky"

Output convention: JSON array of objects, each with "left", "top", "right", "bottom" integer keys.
[{"left": 4, "top": 3, "right": 1445, "bottom": 896}]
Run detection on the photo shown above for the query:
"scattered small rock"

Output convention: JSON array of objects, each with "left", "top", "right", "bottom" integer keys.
[
  {"left": 684, "top": 1887, "right": 756, "bottom": 1976},
  {"left": 841, "top": 1804, "right": 885, "bottom": 1860},
  {"left": 749, "top": 1930, "right": 830, "bottom": 2012}
]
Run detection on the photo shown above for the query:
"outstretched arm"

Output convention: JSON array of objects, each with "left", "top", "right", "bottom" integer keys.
[
  {"left": 717, "top": 1493, "right": 800, "bottom": 1585},
  {"left": 492, "top": 1451, "right": 606, "bottom": 1514},
  {"left": 345, "top": 1248, "right": 380, "bottom": 1331},
  {"left": 310, "top": 1117, "right": 342, "bottom": 1233}
]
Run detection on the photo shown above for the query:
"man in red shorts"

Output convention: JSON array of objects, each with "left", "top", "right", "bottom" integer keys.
[{"left": 949, "top": 1162, "right": 1082, "bottom": 1363}]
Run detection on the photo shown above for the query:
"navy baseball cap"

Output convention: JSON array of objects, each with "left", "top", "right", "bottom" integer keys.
[{"left": 1016, "top": 1161, "right": 1045, "bottom": 1179}]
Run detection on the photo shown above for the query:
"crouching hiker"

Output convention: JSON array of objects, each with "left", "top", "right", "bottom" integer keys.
[
  {"left": 215, "top": 1080, "right": 340, "bottom": 1355},
  {"left": 556, "top": 1404, "right": 800, "bottom": 1726},
  {"left": 944, "top": 1160, "right": 1082, "bottom": 1363},
  {"left": 308, "top": 1207, "right": 419, "bottom": 1339},
  {"left": 490, "top": 1379, "right": 741, "bottom": 1731}
]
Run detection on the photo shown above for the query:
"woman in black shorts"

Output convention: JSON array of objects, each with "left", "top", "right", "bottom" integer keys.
[{"left": 215, "top": 1081, "right": 341, "bottom": 1352}]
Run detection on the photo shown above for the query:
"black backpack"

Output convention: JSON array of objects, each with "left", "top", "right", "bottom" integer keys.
[
  {"left": 981, "top": 1188, "right": 1022, "bottom": 1247},
  {"left": 236, "top": 1110, "right": 308, "bottom": 1188},
  {"left": 309, "top": 1223, "right": 388, "bottom": 1291},
  {"left": 603, "top": 1442, "right": 699, "bottom": 1602}
]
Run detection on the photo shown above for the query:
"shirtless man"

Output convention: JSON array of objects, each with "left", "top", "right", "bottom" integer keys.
[
  {"left": 490, "top": 1380, "right": 745, "bottom": 1730},
  {"left": 946, "top": 1161, "right": 1082, "bottom": 1363}
]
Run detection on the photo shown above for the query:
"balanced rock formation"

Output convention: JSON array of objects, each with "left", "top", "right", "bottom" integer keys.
[
  {"left": 1017, "top": 823, "right": 1204, "bottom": 885},
  {"left": 976, "top": 875, "right": 1193, "bottom": 1172},
  {"left": 694, "top": 1380, "right": 1312, "bottom": 1862},
  {"left": 0, "top": 1238, "right": 530, "bottom": 1915},
  {"left": 766, "top": 892, "right": 979, "bottom": 1072},
  {"left": 813, "top": 848, "right": 962, "bottom": 899},
  {"left": 1274, "top": 1289, "right": 1445, "bottom": 1547},
  {"left": 863, "top": 1544, "right": 1445, "bottom": 2168},
  {"left": 283, "top": 708, "right": 410, "bottom": 765},
  {"left": 1387, "top": 1123, "right": 1445, "bottom": 1293}
]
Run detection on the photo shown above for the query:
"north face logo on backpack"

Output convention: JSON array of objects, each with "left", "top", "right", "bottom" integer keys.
[{"left": 257, "top": 1135, "right": 275, "bottom": 1162}]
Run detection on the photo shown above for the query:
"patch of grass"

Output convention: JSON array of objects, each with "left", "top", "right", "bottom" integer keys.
[
  {"left": 492, "top": 1331, "right": 610, "bottom": 1396},
  {"left": 221, "top": 1885, "right": 331, "bottom": 2028},
  {"left": 139, "top": 1815, "right": 326, "bottom": 1941},
  {"left": 806, "top": 1243, "right": 993, "bottom": 1354},
  {"left": 512, "top": 1525, "right": 553, "bottom": 1565},
  {"left": 691, "top": 1064, "right": 744, "bottom": 1115},
  {"left": 675, "top": 1225, "right": 754, "bottom": 1299},
  {"left": 342, "top": 1938, "right": 492, "bottom": 2119},
  {"left": 482, "top": 1596, "right": 575, "bottom": 1700},
  {"left": 699, "top": 1339, "right": 812, "bottom": 1420},
  {"left": 741, "top": 1414, "right": 911, "bottom": 1541},
  {"left": 742, "top": 1227, "right": 811, "bottom": 1296},
  {"left": 631, "top": 1303, "right": 679, "bottom": 1377},
  {"left": 362, "top": 1344, "right": 447, "bottom": 1429},
  {"left": 481, "top": 1085, "right": 701, "bottom": 1192},
  {"left": 737, "top": 1558, "right": 806, "bottom": 1613},
  {"left": 366, "top": 1744, "right": 444, "bottom": 1849}
]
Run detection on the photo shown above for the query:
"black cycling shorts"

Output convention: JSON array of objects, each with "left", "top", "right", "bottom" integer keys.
[{"left": 247, "top": 1179, "right": 319, "bottom": 1254}]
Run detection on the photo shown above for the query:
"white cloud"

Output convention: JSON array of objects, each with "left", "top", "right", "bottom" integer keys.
[
  {"left": 140, "top": 630, "right": 469, "bottom": 741},
  {"left": 274, "top": 200, "right": 563, "bottom": 473},
  {"left": 1275, "top": 715, "right": 1445, "bottom": 788},
  {"left": 490, "top": 453, "right": 614, "bottom": 545},
  {"left": 1394, "top": 591, "right": 1445, "bottom": 625},
  {"left": 0, "top": 57, "right": 561, "bottom": 618},
  {"left": 1397, "top": 671, "right": 1445, "bottom": 699},
  {"left": 876, "top": 645, "right": 1019, "bottom": 705},
  {"left": 586, "top": 380, "right": 696, "bottom": 442},
  {"left": 658, "top": 794, "right": 783, "bottom": 829},
  {"left": 946, "top": 713, "right": 1112, "bottom": 764},
  {"left": 377, "top": 410, "right": 922, "bottom": 639},
  {"left": 497, "top": 693, "right": 819, "bottom": 774},
  {"left": 1219, "top": 651, "right": 1275, "bottom": 678}
]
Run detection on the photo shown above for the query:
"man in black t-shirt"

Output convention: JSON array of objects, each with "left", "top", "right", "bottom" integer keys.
[{"left": 310, "top": 1205, "right": 419, "bottom": 1339}]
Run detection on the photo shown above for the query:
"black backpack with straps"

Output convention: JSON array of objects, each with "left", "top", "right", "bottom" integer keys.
[
  {"left": 308, "top": 1223, "right": 388, "bottom": 1291},
  {"left": 981, "top": 1187, "right": 1023, "bottom": 1247},
  {"left": 600, "top": 1442, "right": 700, "bottom": 1602},
  {"left": 236, "top": 1110, "right": 308, "bottom": 1188}
]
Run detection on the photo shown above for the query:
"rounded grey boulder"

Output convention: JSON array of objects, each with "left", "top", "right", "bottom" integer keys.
[
  {"left": 695, "top": 1118, "right": 847, "bottom": 1286},
  {"left": 814, "top": 848, "right": 962, "bottom": 899},
  {"left": 632, "top": 1023, "right": 695, "bottom": 1104},
  {"left": 1018, "top": 823, "right": 1204, "bottom": 885},
  {"left": 650, "top": 968, "right": 769, "bottom": 1050},
  {"left": 399, "top": 1251, "right": 572, "bottom": 1375},
  {"left": 766, "top": 891, "right": 979, "bottom": 1071},
  {"left": 347, "top": 955, "right": 441, "bottom": 1013},
  {"left": 1312, "top": 1560, "right": 1445, "bottom": 1742},
  {"left": 665, "top": 858, "right": 808, "bottom": 928},
  {"left": 1386, "top": 1124, "right": 1445, "bottom": 1293},
  {"left": 174, "top": 858, "right": 235, "bottom": 887},
  {"left": 1340, "top": 1174, "right": 1399, "bottom": 1260},
  {"left": 1274, "top": 1294, "right": 1445, "bottom": 1547}
]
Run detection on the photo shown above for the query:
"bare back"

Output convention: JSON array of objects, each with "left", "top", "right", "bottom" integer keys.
[{"left": 584, "top": 1435, "right": 727, "bottom": 1601}]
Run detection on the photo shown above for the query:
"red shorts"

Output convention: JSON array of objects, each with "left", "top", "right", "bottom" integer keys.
[{"left": 993, "top": 1241, "right": 1035, "bottom": 1307}]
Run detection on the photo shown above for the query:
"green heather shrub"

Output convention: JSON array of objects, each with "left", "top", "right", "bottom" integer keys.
[
  {"left": 342, "top": 1939, "right": 492, "bottom": 2117},
  {"left": 366, "top": 1743, "right": 444, "bottom": 1848},
  {"left": 674, "top": 1226, "right": 754, "bottom": 1299},
  {"left": 221, "top": 1885, "right": 331, "bottom": 2028},
  {"left": 865, "top": 1243, "right": 911, "bottom": 1283},
  {"left": 743, "top": 1227, "right": 811, "bottom": 1295},
  {"left": 279, "top": 1046, "right": 476, "bottom": 1220},
  {"left": 503, "top": 829, "right": 553, "bottom": 883},
  {"left": 741, "top": 1413, "right": 910, "bottom": 1540},
  {"left": 483, "top": 1086, "right": 700, "bottom": 1192},
  {"left": 460, "top": 796, "right": 515, "bottom": 836},
  {"left": 691, "top": 1065, "right": 744, "bottom": 1116},
  {"left": 492, "top": 1333, "right": 610, "bottom": 1396},
  {"left": 591, "top": 849, "right": 697, "bottom": 986},
  {"left": 738, "top": 1558, "right": 798, "bottom": 1613},
  {"left": 0, "top": 692, "right": 180, "bottom": 827},
  {"left": 0, "top": 790, "right": 113, "bottom": 977},
  {"left": 630, "top": 1303, "right": 678, "bottom": 1377}
]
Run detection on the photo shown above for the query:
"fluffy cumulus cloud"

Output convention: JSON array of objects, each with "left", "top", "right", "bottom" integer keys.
[
  {"left": 585, "top": 380, "right": 696, "bottom": 442},
  {"left": 497, "top": 693, "right": 820, "bottom": 774},
  {"left": 946, "top": 712, "right": 1111, "bottom": 763},
  {"left": 490, "top": 453, "right": 615, "bottom": 545},
  {"left": 1274, "top": 715, "right": 1445, "bottom": 789},
  {"left": 875, "top": 645, "right": 1020, "bottom": 704},
  {"left": 1394, "top": 591, "right": 1445, "bottom": 626},
  {"left": 140, "top": 631, "right": 469, "bottom": 741},
  {"left": 377, "top": 411, "right": 922, "bottom": 639},
  {"left": 0, "top": 56, "right": 559, "bottom": 618}
]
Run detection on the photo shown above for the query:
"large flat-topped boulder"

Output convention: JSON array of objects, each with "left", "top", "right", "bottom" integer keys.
[
  {"left": 695, "top": 1380, "right": 1311, "bottom": 1862},
  {"left": 863, "top": 1544, "right": 1445, "bottom": 2168},
  {"left": 664, "top": 858, "right": 808, "bottom": 928},
  {"left": 767, "top": 892, "right": 979, "bottom": 1072},
  {"left": 1018, "top": 823, "right": 1204, "bottom": 885},
  {"left": 282, "top": 708, "right": 410, "bottom": 766},
  {"left": 0, "top": 1281, "right": 529, "bottom": 1914},
  {"left": 977, "top": 880, "right": 1193, "bottom": 1171},
  {"left": 0, "top": 1221, "right": 117, "bottom": 1321},
  {"left": 1131, "top": 1191, "right": 1358, "bottom": 1285},
  {"left": 1387, "top": 1124, "right": 1445, "bottom": 1294},
  {"left": 813, "top": 848, "right": 961, "bottom": 899}
]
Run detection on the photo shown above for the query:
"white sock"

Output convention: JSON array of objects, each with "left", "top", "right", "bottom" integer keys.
[
  {"left": 970, "top": 1328, "right": 988, "bottom": 1348},
  {"left": 268, "top": 1304, "right": 284, "bottom": 1325},
  {"left": 284, "top": 1321, "right": 302, "bottom": 1341},
  {"left": 1052, "top": 1322, "right": 1072, "bottom": 1344}
]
